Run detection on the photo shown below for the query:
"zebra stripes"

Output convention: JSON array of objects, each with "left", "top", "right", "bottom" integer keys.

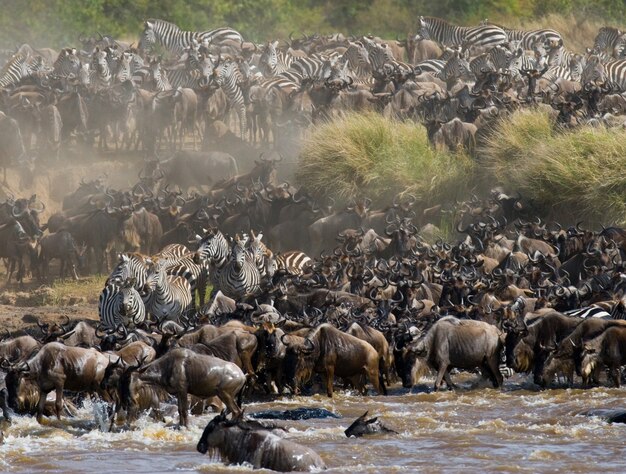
[
  {"left": 217, "top": 236, "right": 261, "bottom": 299},
  {"left": 91, "top": 49, "right": 112, "bottom": 89},
  {"left": 268, "top": 250, "right": 312, "bottom": 277},
  {"left": 259, "top": 41, "right": 293, "bottom": 77},
  {"left": 140, "top": 19, "right": 244, "bottom": 56},
  {"left": 582, "top": 57, "right": 626, "bottom": 91},
  {"left": 564, "top": 306, "right": 613, "bottom": 320},
  {"left": 212, "top": 60, "right": 247, "bottom": 136},
  {"left": 503, "top": 28, "right": 563, "bottom": 50},
  {"left": 593, "top": 27, "right": 625, "bottom": 57},
  {"left": 98, "top": 277, "right": 146, "bottom": 329},
  {"left": 417, "top": 16, "right": 507, "bottom": 54},
  {"left": 53, "top": 48, "right": 81, "bottom": 78},
  {"left": 107, "top": 253, "right": 151, "bottom": 301},
  {"left": 0, "top": 46, "right": 44, "bottom": 88},
  {"left": 145, "top": 259, "right": 193, "bottom": 322}
]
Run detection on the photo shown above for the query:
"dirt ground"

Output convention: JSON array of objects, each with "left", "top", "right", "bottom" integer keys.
[{"left": 0, "top": 302, "right": 99, "bottom": 335}]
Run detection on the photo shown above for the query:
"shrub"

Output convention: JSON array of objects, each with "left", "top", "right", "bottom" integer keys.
[
  {"left": 296, "top": 112, "right": 475, "bottom": 208},
  {"left": 483, "top": 109, "right": 626, "bottom": 225}
]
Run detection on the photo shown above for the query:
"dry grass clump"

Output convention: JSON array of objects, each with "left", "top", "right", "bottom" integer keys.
[
  {"left": 297, "top": 113, "right": 474, "bottom": 207},
  {"left": 483, "top": 109, "right": 626, "bottom": 225}
]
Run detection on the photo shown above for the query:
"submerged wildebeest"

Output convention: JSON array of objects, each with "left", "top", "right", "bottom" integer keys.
[
  {"left": 344, "top": 411, "right": 397, "bottom": 437},
  {"left": 249, "top": 407, "right": 340, "bottom": 420},
  {"left": 197, "top": 411, "right": 327, "bottom": 472}
]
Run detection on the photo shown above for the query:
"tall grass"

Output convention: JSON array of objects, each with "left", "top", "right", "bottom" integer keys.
[
  {"left": 483, "top": 109, "right": 626, "bottom": 225},
  {"left": 297, "top": 113, "right": 474, "bottom": 208}
]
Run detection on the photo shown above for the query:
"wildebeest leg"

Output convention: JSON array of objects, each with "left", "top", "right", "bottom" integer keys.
[
  {"left": 484, "top": 357, "right": 503, "bottom": 388},
  {"left": 218, "top": 389, "right": 242, "bottom": 418},
  {"left": 365, "top": 364, "right": 383, "bottom": 395},
  {"left": 0, "top": 388, "right": 11, "bottom": 422},
  {"left": 434, "top": 364, "right": 448, "bottom": 391},
  {"left": 177, "top": 392, "right": 189, "bottom": 428},
  {"left": 55, "top": 385, "right": 64, "bottom": 420},
  {"left": 443, "top": 370, "right": 456, "bottom": 390},
  {"left": 36, "top": 389, "right": 50, "bottom": 423},
  {"left": 325, "top": 366, "right": 335, "bottom": 397},
  {"left": 610, "top": 366, "right": 621, "bottom": 388}
]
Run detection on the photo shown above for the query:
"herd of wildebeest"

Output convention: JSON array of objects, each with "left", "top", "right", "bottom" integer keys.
[
  {"left": 1, "top": 16, "right": 626, "bottom": 472},
  {"left": 1, "top": 15, "right": 626, "bottom": 164}
]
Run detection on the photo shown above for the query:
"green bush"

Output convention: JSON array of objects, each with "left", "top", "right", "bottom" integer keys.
[
  {"left": 296, "top": 112, "right": 474, "bottom": 207},
  {"left": 482, "top": 109, "right": 626, "bottom": 225}
]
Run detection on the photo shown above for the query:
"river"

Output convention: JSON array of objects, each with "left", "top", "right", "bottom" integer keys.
[{"left": 2, "top": 374, "right": 626, "bottom": 473}]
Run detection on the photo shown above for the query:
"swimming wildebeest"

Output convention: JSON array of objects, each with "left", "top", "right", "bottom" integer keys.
[{"left": 197, "top": 411, "right": 327, "bottom": 472}]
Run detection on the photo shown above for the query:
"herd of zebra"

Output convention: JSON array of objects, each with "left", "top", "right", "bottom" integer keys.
[
  {"left": 1, "top": 16, "right": 626, "bottom": 164},
  {"left": 98, "top": 228, "right": 311, "bottom": 330}
]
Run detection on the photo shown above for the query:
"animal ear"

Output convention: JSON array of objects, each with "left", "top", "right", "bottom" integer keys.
[{"left": 366, "top": 417, "right": 379, "bottom": 424}]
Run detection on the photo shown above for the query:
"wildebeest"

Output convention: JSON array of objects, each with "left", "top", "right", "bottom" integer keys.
[
  {"left": 38, "top": 229, "right": 87, "bottom": 280},
  {"left": 121, "top": 347, "right": 245, "bottom": 427},
  {"left": 282, "top": 323, "right": 384, "bottom": 397},
  {"left": 581, "top": 326, "right": 626, "bottom": 387},
  {"left": 7, "top": 342, "right": 110, "bottom": 423},
  {"left": 403, "top": 317, "right": 504, "bottom": 390},
  {"left": 197, "top": 411, "right": 327, "bottom": 472},
  {"left": 249, "top": 407, "right": 340, "bottom": 420},
  {"left": 344, "top": 411, "right": 397, "bottom": 437},
  {"left": 512, "top": 311, "right": 581, "bottom": 385},
  {"left": 541, "top": 319, "right": 626, "bottom": 386},
  {"left": 144, "top": 150, "right": 239, "bottom": 193}
]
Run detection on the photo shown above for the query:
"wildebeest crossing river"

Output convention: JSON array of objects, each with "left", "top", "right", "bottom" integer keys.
[{"left": 3, "top": 375, "right": 626, "bottom": 473}]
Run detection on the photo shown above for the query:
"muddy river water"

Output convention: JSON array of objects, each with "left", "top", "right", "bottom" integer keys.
[{"left": 2, "top": 375, "right": 626, "bottom": 473}]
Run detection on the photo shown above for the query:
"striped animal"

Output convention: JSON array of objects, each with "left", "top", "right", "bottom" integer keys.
[
  {"left": 145, "top": 259, "right": 193, "bottom": 322},
  {"left": 217, "top": 235, "right": 261, "bottom": 299},
  {"left": 98, "top": 277, "right": 146, "bottom": 329},
  {"left": 140, "top": 19, "right": 243, "bottom": 56},
  {"left": 417, "top": 16, "right": 507, "bottom": 55}
]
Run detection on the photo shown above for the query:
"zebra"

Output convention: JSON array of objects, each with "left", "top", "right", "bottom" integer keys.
[
  {"left": 163, "top": 252, "right": 209, "bottom": 306},
  {"left": 437, "top": 52, "right": 473, "bottom": 84},
  {"left": 564, "top": 306, "right": 613, "bottom": 320},
  {"left": 98, "top": 277, "right": 146, "bottom": 330},
  {"left": 195, "top": 230, "right": 230, "bottom": 285},
  {"left": 107, "top": 253, "right": 151, "bottom": 302},
  {"left": 145, "top": 259, "right": 193, "bottom": 322},
  {"left": 212, "top": 59, "right": 247, "bottom": 137},
  {"left": 140, "top": 19, "right": 244, "bottom": 56},
  {"left": 217, "top": 235, "right": 261, "bottom": 300},
  {"left": 417, "top": 16, "right": 507, "bottom": 55},
  {"left": 259, "top": 41, "right": 293, "bottom": 77},
  {"left": 593, "top": 26, "right": 624, "bottom": 57},
  {"left": 546, "top": 44, "right": 581, "bottom": 69},
  {"left": 267, "top": 250, "right": 312, "bottom": 278},
  {"left": 52, "top": 48, "right": 81, "bottom": 78},
  {"left": 582, "top": 56, "right": 626, "bottom": 91},
  {"left": 164, "top": 51, "right": 213, "bottom": 89},
  {"left": 414, "top": 59, "right": 446, "bottom": 75},
  {"left": 0, "top": 45, "right": 42, "bottom": 88},
  {"left": 289, "top": 55, "right": 342, "bottom": 81},
  {"left": 153, "top": 243, "right": 190, "bottom": 261},
  {"left": 148, "top": 58, "right": 172, "bottom": 91},
  {"left": 246, "top": 230, "right": 272, "bottom": 285},
  {"left": 341, "top": 42, "right": 372, "bottom": 78},
  {"left": 91, "top": 48, "right": 112, "bottom": 89},
  {"left": 502, "top": 27, "right": 563, "bottom": 51}
]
